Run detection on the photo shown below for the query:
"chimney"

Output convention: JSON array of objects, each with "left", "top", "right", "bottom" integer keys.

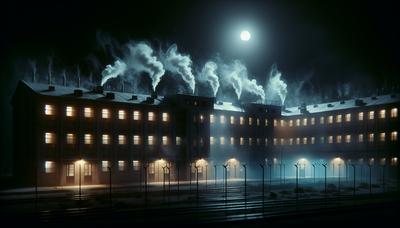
[
  {"left": 355, "top": 99, "right": 366, "bottom": 106},
  {"left": 74, "top": 89, "right": 83, "bottom": 97},
  {"left": 48, "top": 71, "right": 52, "bottom": 85},
  {"left": 105, "top": 92, "right": 115, "bottom": 99},
  {"left": 77, "top": 76, "right": 81, "bottom": 88},
  {"left": 93, "top": 85, "right": 104, "bottom": 94},
  {"left": 151, "top": 91, "right": 157, "bottom": 99}
]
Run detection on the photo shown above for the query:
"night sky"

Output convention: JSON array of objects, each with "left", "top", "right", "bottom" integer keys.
[{"left": 1, "top": 0, "right": 399, "bottom": 175}]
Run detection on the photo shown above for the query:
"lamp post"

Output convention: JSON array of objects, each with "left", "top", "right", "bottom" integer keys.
[
  {"left": 214, "top": 164, "right": 217, "bottom": 188},
  {"left": 283, "top": 164, "right": 286, "bottom": 184},
  {"left": 205, "top": 165, "right": 208, "bottom": 190},
  {"left": 177, "top": 165, "right": 180, "bottom": 197},
  {"left": 243, "top": 164, "right": 247, "bottom": 197},
  {"left": 195, "top": 166, "right": 199, "bottom": 199},
  {"left": 312, "top": 163, "right": 316, "bottom": 184},
  {"left": 368, "top": 164, "right": 372, "bottom": 195},
  {"left": 78, "top": 159, "right": 84, "bottom": 199},
  {"left": 381, "top": 164, "right": 385, "bottom": 193},
  {"left": 223, "top": 165, "right": 228, "bottom": 200},
  {"left": 351, "top": 164, "right": 356, "bottom": 197},
  {"left": 259, "top": 164, "right": 265, "bottom": 199},
  {"left": 338, "top": 163, "right": 341, "bottom": 195},
  {"left": 107, "top": 166, "right": 112, "bottom": 205},
  {"left": 268, "top": 163, "right": 272, "bottom": 188},
  {"left": 322, "top": 163, "right": 327, "bottom": 203},
  {"left": 294, "top": 163, "right": 299, "bottom": 207}
]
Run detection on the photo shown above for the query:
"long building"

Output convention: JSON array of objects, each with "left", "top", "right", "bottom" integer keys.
[{"left": 12, "top": 80, "right": 399, "bottom": 186}]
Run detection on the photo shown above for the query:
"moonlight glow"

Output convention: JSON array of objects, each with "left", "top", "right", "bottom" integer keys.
[{"left": 240, "top": 30, "right": 251, "bottom": 41}]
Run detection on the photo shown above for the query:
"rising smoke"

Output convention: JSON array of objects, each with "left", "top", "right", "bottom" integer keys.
[
  {"left": 198, "top": 61, "right": 220, "bottom": 96},
  {"left": 266, "top": 64, "right": 287, "bottom": 105}
]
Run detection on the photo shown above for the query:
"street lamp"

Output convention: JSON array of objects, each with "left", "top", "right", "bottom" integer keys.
[
  {"left": 77, "top": 159, "right": 85, "bottom": 199},
  {"left": 322, "top": 163, "right": 327, "bottom": 202},
  {"left": 223, "top": 165, "right": 228, "bottom": 200},
  {"left": 107, "top": 166, "right": 112, "bottom": 205},
  {"left": 312, "top": 163, "right": 316, "bottom": 184}
]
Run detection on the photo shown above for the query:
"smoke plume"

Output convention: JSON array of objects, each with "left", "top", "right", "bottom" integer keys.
[
  {"left": 266, "top": 64, "right": 287, "bottom": 105},
  {"left": 101, "top": 60, "right": 127, "bottom": 86},
  {"left": 198, "top": 61, "right": 220, "bottom": 96}
]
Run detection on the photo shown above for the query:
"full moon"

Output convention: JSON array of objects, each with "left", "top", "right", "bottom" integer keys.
[{"left": 240, "top": 30, "right": 251, "bottom": 41}]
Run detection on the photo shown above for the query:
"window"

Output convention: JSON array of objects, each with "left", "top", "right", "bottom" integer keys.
[
  {"left": 220, "top": 137, "right": 225, "bottom": 145},
  {"left": 328, "top": 136, "right": 333, "bottom": 144},
  {"left": 148, "top": 112, "right": 155, "bottom": 121},
  {"left": 248, "top": 117, "right": 253, "bottom": 126},
  {"left": 148, "top": 136, "right": 155, "bottom": 145},
  {"left": 230, "top": 116, "right": 235, "bottom": 125},
  {"left": 210, "top": 136, "right": 215, "bottom": 145},
  {"left": 240, "top": 137, "right": 244, "bottom": 145},
  {"left": 66, "top": 133, "right": 76, "bottom": 144},
  {"left": 320, "top": 116, "right": 325, "bottom": 124},
  {"left": 67, "top": 164, "right": 74, "bottom": 176},
  {"left": 265, "top": 119, "right": 268, "bottom": 126},
  {"left": 84, "top": 107, "right": 93, "bottom": 118},
  {"left": 102, "top": 109, "right": 110, "bottom": 119},
  {"left": 303, "top": 137, "right": 307, "bottom": 145},
  {"left": 311, "top": 137, "right": 315, "bottom": 144},
  {"left": 391, "top": 131, "right": 398, "bottom": 141},
  {"left": 289, "top": 120, "right": 293, "bottom": 127},
  {"left": 358, "top": 134, "right": 364, "bottom": 143},
  {"left": 133, "top": 110, "right": 141, "bottom": 120},
  {"left": 220, "top": 115, "right": 226, "bottom": 124},
  {"left": 303, "top": 118, "right": 308, "bottom": 126},
  {"left": 368, "top": 133, "right": 374, "bottom": 142},
  {"left": 379, "top": 109, "right": 386, "bottom": 119},
  {"left": 336, "top": 114, "right": 342, "bottom": 123},
  {"left": 358, "top": 112, "right": 364, "bottom": 121},
  {"left": 161, "top": 112, "right": 169, "bottom": 122},
  {"left": 162, "top": 136, "right": 169, "bottom": 145},
  {"left": 296, "top": 138, "right": 300, "bottom": 145},
  {"left": 44, "top": 104, "right": 55, "bottom": 115},
  {"left": 368, "top": 111, "right": 374, "bottom": 120},
  {"left": 102, "top": 161, "right": 110, "bottom": 172},
  {"left": 84, "top": 163, "right": 92, "bottom": 176},
  {"left": 45, "top": 132, "right": 55, "bottom": 144},
  {"left": 118, "top": 110, "right": 126, "bottom": 120},
  {"left": 280, "top": 138, "right": 285, "bottom": 145},
  {"left": 311, "top": 117, "right": 315, "bottom": 125},
  {"left": 133, "top": 135, "right": 140, "bottom": 145},
  {"left": 320, "top": 136, "right": 325, "bottom": 144},
  {"left": 84, "top": 134, "right": 93, "bottom": 144},
  {"left": 66, "top": 106, "right": 75, "bottom": 117},
  {"left": 176, "top": 136, "right": 182, "bottom": 146},
  {"left": 289, "top": 138, "right": 293, "bottom": 145},
  {"left": 257, "top": 118, "right": 260, "bottom": 126},
  {"left": 240, "top": 116, "right": 244, "bottom": 125},
  {"left": 148, "top": 162, "right": 155, "bottom": 174},
  {"left": 391, "top": 108, "right": 398, "bottom": 118},
  {"left": 102, "top": 134, "right": 110, "bottom": 145},
  {"left": 257, "top": 138, "right": 260, "bottom": 145},
  {"left": 249, "top": 138, "right": 253, "bottom": 146},
  {"left": 230, "top": 137, "right": 235, "bottom": 145},
  {"left": 296, "top": 119, "right": 300, "bottom": 126},
  {"left": 118, "top": 135, "right": 126, "bottom": 145},
  {"left": 199, "top": 114, "right": 204, "bottom": 123},
  {"left": 133, "top": 160, "right": 140, "bottom": 171},
  {"left": 210, "top": 114, "right": 215, "bottom": 123},
  {"left": 280, "top": 120, "right": 286, "bottom": 127},
  {"left": 118, "top": 161, "right": 126, "bottom": 171},
  {"left": 274, "top": 119, "right": 278, "bottom": 127},
  {"left": 336, "top": 135, "right": 342, "bottom": 143},
  {"left": 345, "top": 113, "right": 351, "bottom": 122},
  {"left": 45, "top": 161, "right": 55, "bottom": 173},
  {"left": 265, "top": 138, "right": 268, "bottom": 146},
  {"left": 328, "top": 116, "right": 333, "bottom": 124},
  {"left": 379, "top": 132, "right": 385, "bottom": 142},
  {"left": 273, "top": 138, "right": 277, "bottom": 145},
  {"left": 345, "top": 135, "right": 351, "bottom": 143}
]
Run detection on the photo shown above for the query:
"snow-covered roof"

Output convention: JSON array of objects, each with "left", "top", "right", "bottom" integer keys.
[
  {"left": 213, "top": 101, "right": 244, "bottom": 112},
  {"left": 282, "top": 94, "right": 400, "bottom": 116}
]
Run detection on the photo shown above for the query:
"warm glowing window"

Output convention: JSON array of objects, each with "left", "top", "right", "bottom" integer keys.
[
  {"left": 280, "top": 138, "right": 285, "bottom": 145},
  {"left": 358, "top": 134, "right": 364, "bottom": 143},
  {"left": 391, "top": 131, "right": 398, "bottom": 141},
  {"left": 303, "top": 137, "right": 307, "bottom": 145},
  {"left": 328, "top": 136, "right": 333, "bottom": 144},
  {"left": 249, "top": 117, "right": 253, "bottom": 126},
  {"left": 296, "top": 119, "right": 300, "bottom": 126},
  {"left": 102, "top": 109, "right": 110, "bottom": 119},
  {"left": 280, "top": 120, "right": 286, "bottom": 127},
  {"left": 320, "top": 116, "right": 325, "bottom": 124},
  {"left": 220, "top": 115, "right": 225, "bottom": 124},
  {"left": 336, "top": 135, "right": 342, "bottom": 143},
  {"left": 311, "top": 137, "right": 315, "bottom": 144},
  {"left": 320, "top": 136, "right": 325, "bottom": 144},
  {"left": 199, "top": 114, "right": 204, "bottom": 123},
  {"left": 257, "top": 118, "right": 260, "bottom": 126},
  {"left": 102, "top": 134, "right": 110, "bottom": 145},
  {"left": 210, "top": 136, "right": 215, "bottom": 145},
  {"left": 311, "top": 117, "right": 315, "bottom": 125},
  {"left": 368, "top": 133, "right": 374, "bottom": 142},
  {"left": 133, "top": 160, "right": 140, "bottom": 171},
  {"left": 328, "top": 116, "right": 333, "bottom": 124},
  {"left": 391, "top": 108, "right": 398, "bottom": 118},
  {"left": 240, "top": 116, "right": 244, "bottom": 125},
  {"left": 162, "top": 136, "right": 169, "bottom": 145},
  {"left": 102, "top": 161, "right": 109, "bottom": 172},
  {"left": 45, "top": 132, "right": 55, "bottom": 144},
  {"left": 162, "top": 112, "right": 169, "bottom": 122},
  {"left": 45, "top": 161, "right": 55, "bottom": 173},
  {"left": 44, "top": 104, "right": 55, "bottom": 115},
  {"left": 265, "top": 138, "right": 268, "bottom": 146},
  {"left": 148, "top": 112, "right": 155, "bottom": 121},
  {"left": 84, "top": 134, "right": 93, "bottom": 144},
  {"left": 118, "top": 110, "right": 126, "bottom": 120},
  {"left": 368, "top": 111, "right": 375, "bottom": 120},
  {"left": 210, "top": 114, "right": 215, "bottom": 123},
  {"left": 296, "top": 138, "right": 300, "bottom": 145},
  {"left": 289, "top": 120, "right": 293, "bottom": 127},
  {"left": 345, "top": 135, "right": 351, "bottom": 143},
  {"left": 265, "top": 119, "right": 268, "bottom": 126},
  {"left": 273, "top": 138, "right": 277, "bottom": 145},
  {"left": 118, "top": 135, "right": 126, "bottom": 145},
  {"left": 220, "top": 137, "right": 225, "bottom": 145},
  {"left": 358, "top": 112, "right": 364, "bottom": 121},
  {"left": 257, "top": 138, "right": 260, "bottom": 145},
  {"left": 66, "top": 133, "right": 76, "bottom": 144},
  {"left": 240, "top": 137, "right": 244, "bottom": 145},
  {"left": 379, "top": 109, "right": 386, "bottom": 119},
  {"left": 148, "top": 136, "right": 155, "bottom": 145},
  {"left": 176, "top": 136, "right": 182, "bottom": 146},
  {"left": 345, "top": 113, "right": 351, "bottom": 122},
  {"left": 84, "top": 163, "right": 92, "bottom": 176},
  {"left": 133, "top": 110, "right": 141, "bottom": 120},
  {"left": 230, "top": 137, "right": 235, "bottom": 145},
  {"left": 303, "top": 118, "right": 307, "bottom": 126},
  {"left": 66, "top": 106, "right": 75, "bottom": 117},
  {"left": 230, "top": 116, "right": 235, "bottom": 124},
  {"left": 67, "top": 164, "right": 75, "bottom": 176},
  {"left": 148, "top": 163, "right": 155, "bottom": 174},
  {"left": 84, "top": 107, "right": 93, "bottom": 118},
  {"left": 289, "top": 138, "right": 293, "bottom": 145},
  {"left": 118, "top": 161, "right": 126, "bottom": 171},
  {"left": 379, "top": 132, "right": 385, "bottom": 142},
  {"left": 133, "top": 135, "right": 141, "bottom": 145},
  {"left": 274, "top": 119, "right": 277, "bottom": 127},
  {"left": 336, "top": 114, "right": 342, "bottom": 123}
]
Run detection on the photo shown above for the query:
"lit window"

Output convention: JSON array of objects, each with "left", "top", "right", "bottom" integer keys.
[
  {"left": 249, "top": 117, "right": 253, "bottom": 126},
  {"left": 133, "top": 160, "right": 140, "bottom": 171},
  {"left": 391, "top": 157, "right": 398, "bottom": 166},
  {"left": 240, "top": 137, "right": 244, "bottom": 145},
  {"left": 220, "top": 115, "right": 226, "bottom": 124},
  {"left": 280, "top": 138, "right": 285, "bottom": 145},
  {"left": 133, "top": 110, "right": 141, "bottom": 120},
  {"left": 84, "top": 107, "right": 93, "bottom": 118},
  {"left": 148, "top": 135, "right": 155, "bottom": 145},
  {"left": 102, "top": 109, "right": 110, "bottom": 119},
  {"left": 240, "top": 116, "right": 245, "bottom": 125},
  {"left": 118, "top": 161, "right": 126, "bottom": 171},
  {"left": 162, "top": 136, "right": 169, "bottom": 145},
  {"left": 45, "top": 161, "right": 55, "bottom": 173},
  {"left": 391, "top": 131, "right": 398, "bottom": 141},
  {"left": 303, "top": 137, "right": 307, "bottom": 145},
  {"left": 148, "top": 112, "right": 155, "bottom": 121},
  {"left": 328, "top": 136, "right": 333, "bottom": 144},
  {"left": 311, "top": 137, "right": 315, "bottom": 144},
  {"left": 379, "top": 132, "right": 385, "bottom": 142},
  {"left": 102, "top": 161, "right": 109, "bottom": 172},
  {"left": 118, "top": 110, "right": 126, "bottom": 120},
  {"left": 368, "top": 111, "right": 374, "bottom": 120},
  {"left": 289, "top": 120, "right": 293, "bottom": 127},
  {"left": 379, "top": 109, "right": 386, "bottom": 119},
  {"left": 249, "top": 138, "right": 253, "bottom": 146},
  {"left": 84, "top": 163, "right": 92, "bottom": 176},
  {"left": 199, "top": 114, "right": 204, "bottom": 123},
  {"left": 102, "top": 134, "right": 110, "bottom": 145},
  {"left": 368, "top": 133, "right": 374, "bottom": 142},
  {"left": 133, "top": 135, "right": 141, "bottom": 145},
  {"left": 84, "top": 134, "right": 93, "bottom": 144},
  {"left": 345, "top": 113, "right": 351, "bottom": 122},
  {"left": 311, "top": 118, "right": 315, "bottom": 125},
  {"left": 176, "top": 136, "right": 182, "bottom": 145},
  {"left": 66, "top": 106, "right": 75, "bottom": 117},
  {"left": 289, "top": 138, "right": 293, "bottom": 145},
  {"left": 336, "top": 114, "right": 342, "bottom": 123},
  {"left": 280, "top": 120, "right": 286, "bottom": 127},
  {"left": 320, "top": 136, "right": 325, "bottom": 144},
  {"left": 66, "top": 133, "right": 76, "bottom": 144},
  {"left": 345, "top": 135, "right": 351, "bottom": 143},
  {"left": 358, "top": 134, "right": 364, "bottom": 143},
  {"left": 220, "top": 137, "right": 225, "bottom": 145},
  {"left": 265, "top": 138, "right": 268, "bottom": 146},
  {"left": 162, "top": 112, "right": 169, "bottom": 122},
  {"left": 210, "top": 136, "right": 215, "bottom": 145},
  {"left": 296, "top": 138, "right": 300, "bottom": 145},
  {"left": 67, "top": 164, "right": 75, "bottom": 176},
  {"left": 391, "top": 108, "right": 398, "bottom": 118},
  {"left": 210, "top": 114, "right": 215, "bottom": 123},
  {"left": 303, "top": 118, "right": 307, "bottom": 126},
  {"left": 118, "top": 135, "right": 126, "bottom": 145},
  {"left": 230, "top": 116, "right": 235, "bottom": 124},
  {"left": 45, "top": 132, "right": 55, "bottom": 144},
  {"left": 265, "top": 119, "right": 268, "bottom": 126},
  {"left": 273, "top": 138, "right": 277, "bottom": 145},
  {"left": 358, "top": 112, "right": 364, "bottom": 121},
  {"left": 44, "top": 104, "right": 55, "bottom": 115},
  {"left": 328, "top": 116, "right": 333, "bottom": 124},
  {"left": 320, "top": 116, "right": 325, "bottom": 124},
  {"left": 336, "top": 135, "right": 342, "bottom": 143},
  {"left": 230, "top": 137, "right": 235, "bottom": 145},
  {"left": 296, "top": 119, "right": 300, "bottom": 126},
  {"left": 257, "top": 138, "right": 260, "bottom": 145},
  {"left": 257, "top": 118, "right": 260, "bottom": 126}
]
